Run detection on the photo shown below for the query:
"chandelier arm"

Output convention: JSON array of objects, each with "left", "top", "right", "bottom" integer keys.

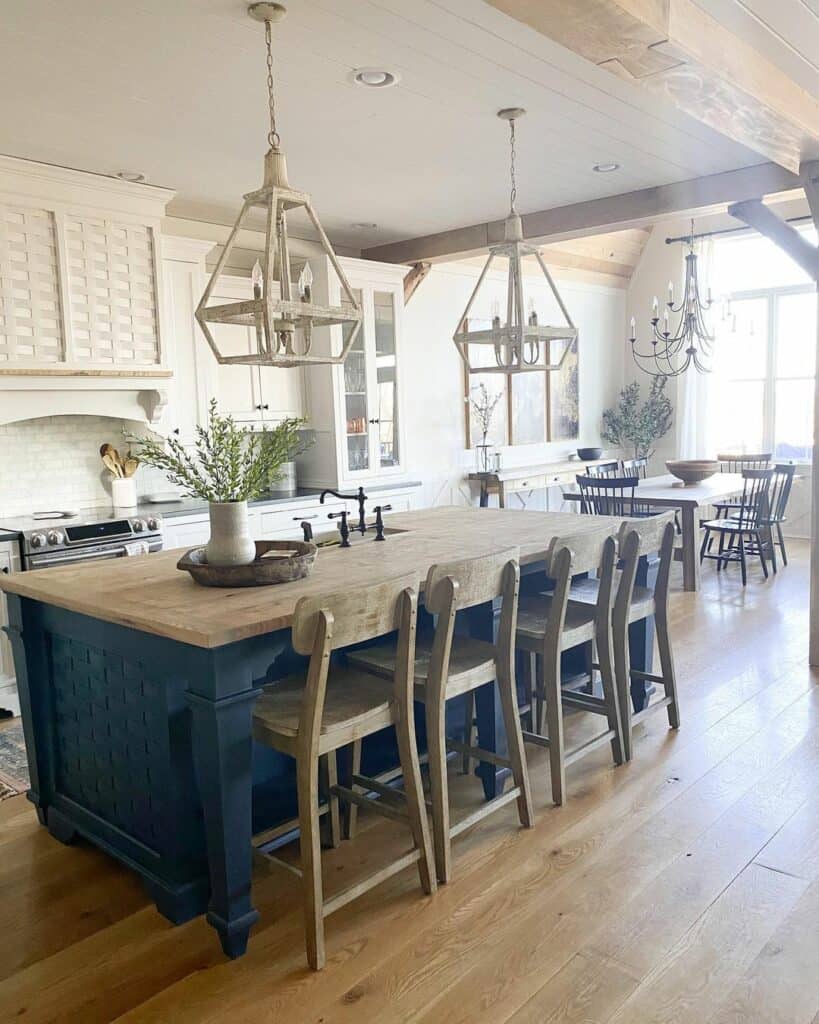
[
  {"left": 456, "top": 251, "right": 495, "bottom": 335},
  {"left": 513, "top": 249, "right": 526, "bottom": 367}
]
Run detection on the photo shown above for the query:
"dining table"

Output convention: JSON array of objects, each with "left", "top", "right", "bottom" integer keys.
[{"left": 562, "top": 472, "right": 746, "bottom": 591}]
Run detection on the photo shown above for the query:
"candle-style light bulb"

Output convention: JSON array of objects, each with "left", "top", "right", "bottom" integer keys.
[
  {"left": 663, "top": 308, "right": 670, "bottom": 334},
  {"left": 252, "top": 259, "right": 263, "bottom": 300},
  {"left": 629, "top": 315, "right": 636, "bottom": 340},
  {"left": 668, "top": 280, "right": 674, "bottom": 304},
  {"left": 298, "top": 262, "right": 313, "bottom": 303},
  {"left": 491, "top": 299, "right": 501, "bottom": 329},
  {"left": 652, "top": 295, "right": 659, "bottom": 318},
  {"left": 527, "top": 296, "right": 538, "bottom": 326}
]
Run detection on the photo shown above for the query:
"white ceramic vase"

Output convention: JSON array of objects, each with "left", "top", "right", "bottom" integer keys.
[
  {"left": 205, "top": 500, "right": 257, "bottom": 567},
  {"left": 111, "top": 476, "right": 137, "bottom": 509}
]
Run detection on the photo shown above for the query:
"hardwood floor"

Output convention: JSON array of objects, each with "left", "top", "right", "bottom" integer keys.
[{"left": 2, "top": 541, "right": 817, "bottom": 1023}]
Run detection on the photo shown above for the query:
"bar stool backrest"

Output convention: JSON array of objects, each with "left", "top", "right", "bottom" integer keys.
[
  {"left": 547, "top": 531, "right": 618, "bottom": 651},
  {"left": 291, "top": 573, "right": 419, "bottom": 756},
  {"left": 423, "top": 547, "right": 520, "bottom": 702},
  {"left": 717, "top": 452, "right": 771, "bottom": 473},
  {"left": 576, "top": 474, "right": 640, "bottom": 517},
  {"left": 735, "top": 468, "right": 775, "bottom": 529},
  {"left": 768, "top": 463, "right": 796, "bottom": 523},
  {"left": 615, "top": 513, "right": 676, "bottom": 618}
]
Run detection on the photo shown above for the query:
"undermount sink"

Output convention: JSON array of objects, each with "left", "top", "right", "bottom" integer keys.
[{"left": 313, "top": 526, "right": 410, "bottom": 548}]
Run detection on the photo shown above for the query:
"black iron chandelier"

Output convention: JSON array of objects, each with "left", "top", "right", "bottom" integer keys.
[{"left": 629, "top": 220, "right": 714, "bottom": 378}]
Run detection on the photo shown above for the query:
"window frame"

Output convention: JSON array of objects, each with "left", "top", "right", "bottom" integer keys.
[{"left": 715, "top": 282, "right": 816, "bottom": 463}]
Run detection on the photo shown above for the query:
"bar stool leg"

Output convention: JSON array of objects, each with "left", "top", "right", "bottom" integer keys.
[
  {"left": 319, "top": 753, "right": 341, "bottom": 848},
  {"left": 597, "top": 628, "right": 624, "bottom": 766},
  {"left": 344, "top": 740, "right": 362, "bottom": 840},
  {"left": 543, "top": 648, "right": 566, "bottom": 806},
  {"left": 460, "top": 691, "right": 475, "bottom": 774},
  {"left": 496, "top": 673, "right": 534, "bottom": 829},
  {"left": 394, "top": 698, "right": 436, "bottom": 896},
  {"left": 296, "top": 753, "right": 325, "bottom": 971},
  {"left": 425, "top": 698, "right": 452, "bottom": 883},
  {"left": 614, "top": 629, "right": 634, "bottom": 762}
]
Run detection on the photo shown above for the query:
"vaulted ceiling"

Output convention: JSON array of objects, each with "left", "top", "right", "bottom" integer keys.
[{"left": 0, "top": 0, "right": 816, "bottom": 250}]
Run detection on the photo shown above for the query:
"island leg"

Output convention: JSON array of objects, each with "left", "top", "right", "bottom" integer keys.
[
  {"left": 186, "top": 683, "right": 260, "bottom": 959},
  {"left": 467, "top": 599, "right": 511, "bottom": 800}
]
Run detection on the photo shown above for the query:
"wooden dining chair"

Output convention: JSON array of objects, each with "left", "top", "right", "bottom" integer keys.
[
  {"left": 347, "top": 548, "right": 534, "bottom": 884},
  {"left": 252, "top": 573, "right": 436, "bottom": 970},
  {"left": 515, "top": 530, "right": 624, "bottom": 806},
  {"left": 576, "top": 474, "right": 640, "bottom": 517},
  {"left": 699, "top": 468, "right": 775, "bottom": 585},
  {"left": 585, "top": 460, "right": 620, "bottom": 478}
]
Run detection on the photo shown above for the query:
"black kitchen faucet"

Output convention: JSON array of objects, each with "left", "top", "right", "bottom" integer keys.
[{"left": 319, "top": 486, "right": 368, "bottom": 535}]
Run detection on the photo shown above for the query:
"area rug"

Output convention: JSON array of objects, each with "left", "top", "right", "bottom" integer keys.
[{"left": 0, "top": 721, "right": 29, "bottom": 798}]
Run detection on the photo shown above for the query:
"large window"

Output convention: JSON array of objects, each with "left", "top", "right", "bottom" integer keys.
[{"left": 710, "top": 228, "right": 817, "bottom": 462}]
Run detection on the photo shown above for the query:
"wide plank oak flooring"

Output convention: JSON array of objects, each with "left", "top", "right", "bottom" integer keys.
[{"left": 0, "top": 541, "right": 817, "bottom": 1023}]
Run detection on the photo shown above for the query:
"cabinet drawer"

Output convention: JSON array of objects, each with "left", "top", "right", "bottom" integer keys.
[
  {"left": 504, "top": 474, "right": 546, "bottom": 493},
  {"left": 258, "top": 501, "right": 345, "bottom": 539}
]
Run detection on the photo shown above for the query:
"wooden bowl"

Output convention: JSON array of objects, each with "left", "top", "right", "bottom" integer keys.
[
  {"left": 665, "top": 459, "right": 719, "bottom": 485},
  {"left": 177, "top": 540, "right": 317, "bottom": 588}
]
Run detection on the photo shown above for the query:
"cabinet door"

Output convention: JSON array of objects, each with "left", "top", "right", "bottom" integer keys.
[
  {"left": 0, "top": 546, "right": 16, "bottom": 685},
  {"left": 340, "top": 288, "right": 370, "bottom": 474},
  {"left": 163, "top": 517, "right": 211, "bottom": 550},
  {"left": 209, "top": 316, "right": 264, "bottom": 422},
  {"left": 371, "top": 289, "right": 401, "bottom": 470}
]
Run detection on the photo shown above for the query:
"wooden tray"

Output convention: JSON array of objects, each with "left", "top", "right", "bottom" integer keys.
[{"left": 177, "top": 540, "right": 317, "bottom": 588}]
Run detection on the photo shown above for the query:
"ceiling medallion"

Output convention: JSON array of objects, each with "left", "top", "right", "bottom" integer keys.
[
  {"left": 629, "top": 220, "right": 714, "bottom": 378},
  {"left": 195, "top": 2, "right": 362, "bottom": 368},
  {"left": 452, "top": 108, "right": 578, "bottom": 376}
]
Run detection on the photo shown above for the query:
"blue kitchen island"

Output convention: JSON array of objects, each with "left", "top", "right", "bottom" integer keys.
[{"left": 0, "top": 506, "right": 656, "bottom": 958}]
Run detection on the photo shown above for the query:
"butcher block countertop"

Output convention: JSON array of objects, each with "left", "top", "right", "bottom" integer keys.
[{"left": 0, "top": 506, "right": 618, "bottom": 649}]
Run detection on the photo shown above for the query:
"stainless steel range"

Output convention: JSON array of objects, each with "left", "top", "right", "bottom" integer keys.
[{"left": 0, "top": 509, "right": 163, "bottom": 571}]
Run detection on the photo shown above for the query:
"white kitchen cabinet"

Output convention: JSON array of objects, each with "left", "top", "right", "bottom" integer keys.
[
  {"left": 162, "top": 514, "right": 212, "bottom": 551},
  {"left": 0, "top": 538, "right": 21, "bottom": 716},
  {"left": 297, "top": 258, "right": 409, "bottom": 491},
  {"left": 205, "top": 276, "right": 305, "bottom": 427}
]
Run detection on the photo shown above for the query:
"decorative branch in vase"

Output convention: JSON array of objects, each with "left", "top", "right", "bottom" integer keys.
[
  {"left": 126, "top": 400, "right": 307, "bottom": 567},
  {"left": 601, "top": 376, "right": 673, "bottom": 461},
  {"left": 470, "top": 382, "right": 502, "bottom": 473}
]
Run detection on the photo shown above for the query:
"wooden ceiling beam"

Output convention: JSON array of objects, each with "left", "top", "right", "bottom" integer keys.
[
  {"left": 485, "top": 0, "right": 819, "bottom": 173},
  {"left": 803, "top": 162, "right": 819, "bottom": 232},
  {"left": 727, "top": 199, "right": 819, "bottom": 282},
  {"left": 362, "top": 162, "right": 800, "bottom": 265}
]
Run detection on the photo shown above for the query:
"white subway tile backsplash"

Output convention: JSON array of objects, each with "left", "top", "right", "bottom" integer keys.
[{"left": 0, "top": 416, "right": 180, "bottom": 517}]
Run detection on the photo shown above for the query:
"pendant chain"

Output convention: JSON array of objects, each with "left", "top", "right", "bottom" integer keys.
[
  {"left": 509, "top": 117, "right": 517, "bottom": 214},
  {"left": 264, "top": 19, "right": 280, "bottom": 149}
]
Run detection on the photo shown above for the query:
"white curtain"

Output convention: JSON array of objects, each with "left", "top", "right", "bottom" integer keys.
[{"left": 677, "top": 236, "right": 716, "bottom": 459}]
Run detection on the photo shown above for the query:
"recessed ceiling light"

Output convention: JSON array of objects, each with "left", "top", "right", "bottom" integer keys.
[
  {"left": 592, "top": 162, "right": 620, "bottom": 173},
  {"left": 115, "top": 170, "right": 146, "bottom": 183},
  {"left": 351, "top": 67, "right": 400, "bottom": 88},
  {"left": 351, "top": 222, "right": 378, "bottom": 230}
]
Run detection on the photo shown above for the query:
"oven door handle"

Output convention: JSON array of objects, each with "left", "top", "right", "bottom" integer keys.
[{"left": 27, "top": 544, "right": 153, "bottom": 569}]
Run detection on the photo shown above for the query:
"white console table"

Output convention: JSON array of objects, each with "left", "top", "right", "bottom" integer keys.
[{"left": 469, "top": 457, "right": 612, "bottom": 509}]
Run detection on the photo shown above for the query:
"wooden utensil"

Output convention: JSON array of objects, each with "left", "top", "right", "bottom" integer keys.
[
  {"left": 123, "top": 457, "right": 140, "bottom": 478},
  {"left": 102, "top": 452, "right": 123, "bottom": 478}
]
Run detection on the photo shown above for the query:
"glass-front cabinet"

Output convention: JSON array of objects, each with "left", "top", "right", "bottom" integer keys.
[{"left": 335, "top": 264, "right": 405, "bottom": 480}]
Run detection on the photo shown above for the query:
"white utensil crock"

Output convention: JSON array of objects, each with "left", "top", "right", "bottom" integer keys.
[
  {"left": 205, "top": 500, "right": 256, "bottom": 567},
  {"left": 111, "top": 476, "right": 137, "bottom": 509}
]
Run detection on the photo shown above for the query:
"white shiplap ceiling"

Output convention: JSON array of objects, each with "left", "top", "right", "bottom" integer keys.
[{"left": 0, "top": 0, "right": 813, "bottom": 249}]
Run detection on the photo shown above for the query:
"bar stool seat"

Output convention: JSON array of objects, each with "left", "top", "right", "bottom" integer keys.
[
  {"left": 253, "top": 667, "right": 395, "bottom": 752},
  {"left": 348, "top": 635, "right": 497, "bottom": 700},
  {"left": 517, "top": 594, "right": 596, "bottom": 647},
  {"left": 549, "top": 577, "right": 654, "bottom": 621}
]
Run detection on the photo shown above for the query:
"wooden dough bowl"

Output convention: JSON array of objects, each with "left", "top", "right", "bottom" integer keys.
[{"left": 177, "top": 540, "right": 317, "bottom": 588}]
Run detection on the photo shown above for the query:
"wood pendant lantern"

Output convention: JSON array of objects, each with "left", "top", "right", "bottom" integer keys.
[
  {"left": 195, "top": 3, "right": 362, "bottom": 368},
  {"left": 453, "top": 109, "right": 578, "bottom": 376}
]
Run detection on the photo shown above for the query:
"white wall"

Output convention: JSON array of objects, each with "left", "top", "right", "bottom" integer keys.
[{"left": 401, "top": 261, "right": 626, "bottom": 509}]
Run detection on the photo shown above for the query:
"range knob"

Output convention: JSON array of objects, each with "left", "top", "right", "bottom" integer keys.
[
  {"left": 132, "top": 519, "right": 145, "bottom": 533},
  {"left": 29, "top": 533, "right": 47, "bottom": 549},
  {"left": 47, "top": 530, "right": 64, "bottom": 546},
  {"left": 146, "top": 517, "right": 160, "bottom": 532}
]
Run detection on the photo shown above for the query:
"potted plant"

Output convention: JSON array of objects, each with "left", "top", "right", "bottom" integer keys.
[
  {"left": 470, "top": 382, "right": 503, "bottom": 473},
  {"left": 601, "top": 376, "right": 673, "bottom": 462},
  {"left": 128, "top": 400, "right": 306, "bottom": 567}
]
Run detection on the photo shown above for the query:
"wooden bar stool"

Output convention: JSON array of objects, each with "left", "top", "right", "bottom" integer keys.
[
  {"left": 252, "top": 573, "right": 436, "bottom": 970},
  {"left": 612, "top": 516, "right": 680, "bottom": 760},
  {"left": 348, "top": 548, "right": 534, "bottom": 884},
  {"left": 547, "top": 514, "right": 678, "bottom": 762},
  {"left": 515, "top": 530, "right": 624, "bottom": 806}
]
